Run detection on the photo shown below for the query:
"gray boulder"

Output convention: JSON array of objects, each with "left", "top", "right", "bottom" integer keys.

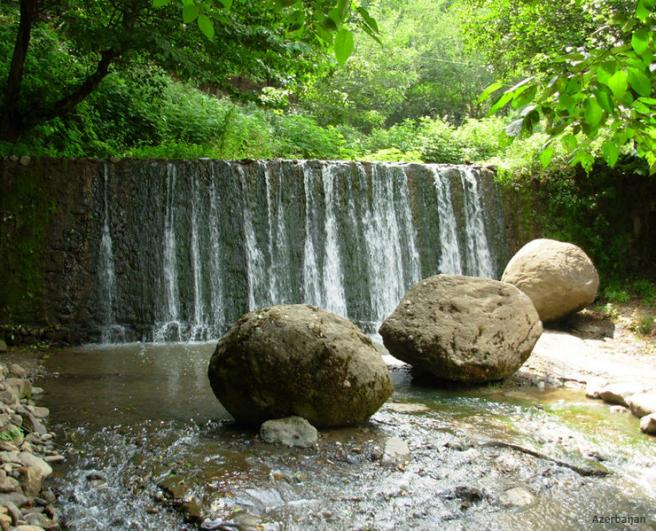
[
  {"left": 379, "top": 275, "right": 542, "bottom": 383},
  {"left": 502, "top": 239, "right": 599, "bottom": 322},
  {"left": 259, "top": 417, "right": 318, "bottom": 448},
  {"left": 208, "top": 305, "right": 393, "bottom": 428}
]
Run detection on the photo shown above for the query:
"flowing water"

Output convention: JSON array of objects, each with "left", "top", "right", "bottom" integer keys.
[
  {"left": 92, "top": 160, "right": 501, "bottom": 341},
  {"left": 36, "top": 343, "right": 656, "bottom": 530}
]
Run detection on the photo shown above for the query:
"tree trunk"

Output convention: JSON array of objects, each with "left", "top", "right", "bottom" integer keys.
[{"left": 0, "top": 0, "right": 39, "bottom": 142}]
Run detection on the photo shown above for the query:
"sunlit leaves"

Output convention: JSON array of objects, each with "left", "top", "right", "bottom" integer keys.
[
  {"left": 334, "top": 27, "right": 354, "bottom": 64},
  {"left": 197, "top": 14, "right": 214, "bottom": 39},
  {"left": 607, "top": 70, "right": 628, "bottom": 100}
]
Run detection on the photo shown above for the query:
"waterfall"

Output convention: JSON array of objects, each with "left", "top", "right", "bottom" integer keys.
[
  {"left": 460, "top": 167, "right": 495, "bottom": 278},
  {"left": 98, "top": 164, "right": 125, "bottom": 343},
  {"left": 189, "top": 175, "right": 207, "bottom": 341},
  {"left": 236, "top": 164, "right": 267, "bottom": 311},
  {"left": 321, "top": 164, "right": 348, "bottom": 316},
  {"left": 362, "top": 164, "right": 421, "bottom": 329},
  {"left": 302, "top": 163, "right": 324, "bottom": 307},
  {"left": 94, "top": 160, "right": 501, "bottom": 343},
  {"left": 154, "top": 163, "right": 181, "bottom": 342},
  {"left": 208, "top": 168, "right": 225, "bottom": 336},
  {"left": 431, "top": 166, "right": 463, "bottom": 275}
]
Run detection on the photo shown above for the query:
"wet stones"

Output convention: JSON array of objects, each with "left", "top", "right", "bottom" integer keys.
[
  {"left": 208, "top": 305, "right": 393, "bottom": 427},
  {"left": 499, "top": 487, "right": 534, "bottom": 508},
  {"left": 502, "top": 239, "right": 599, "bottom": 322},
  {"left": 0, "top": 362, "right": 60, "bottom": 530},
  {"left": 379, "top": 275, "right": 542, "bottom": 383},
  {"left": 259, "top": 417, "right": 318, "bottom": 448}
]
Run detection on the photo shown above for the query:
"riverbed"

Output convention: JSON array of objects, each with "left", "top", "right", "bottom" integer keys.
[{"left": 30, "top": 337, "right": 656, "bottom": 530}]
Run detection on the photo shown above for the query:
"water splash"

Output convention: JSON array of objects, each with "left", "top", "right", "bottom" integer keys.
[{"left": 189, "top": 175, "right": 207, "bottom": 341}]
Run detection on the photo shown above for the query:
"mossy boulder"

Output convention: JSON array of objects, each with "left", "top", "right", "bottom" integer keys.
[
  {"left": 207, "top": 304, "right": 393, "bottom": 427},
  {"left": 379, "top": 275, "right": 542, "bottom": 383}
]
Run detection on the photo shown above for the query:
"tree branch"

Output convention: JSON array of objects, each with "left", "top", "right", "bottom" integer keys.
[{"left": 1, "top": 0, "right": 39, "bottom": 142}]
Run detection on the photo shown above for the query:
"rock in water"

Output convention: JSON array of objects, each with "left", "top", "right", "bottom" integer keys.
[
  {"left": 381, "top": 437, "right": 410, "bottom": 467},
  {"left": 501, "top": 239, "right": 599, "bottom": 322},
  {"left": 260, "top": 417, "right": 318, "bottom": 448},
  {"left": 207, "top": 305, "right": 393, "bottom": 427},
  {"left": 379, "top": 275, "right": 542, "bottom": 383}
]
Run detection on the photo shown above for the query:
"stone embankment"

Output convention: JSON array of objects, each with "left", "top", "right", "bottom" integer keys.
[{"left": 0, "top": 362, "right": 61, "bottom": 530}]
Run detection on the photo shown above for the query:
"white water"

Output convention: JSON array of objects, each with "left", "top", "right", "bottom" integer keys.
[
  {"left": 97, "top": 161, "right": 499, "bottom": 342},
  {"left": 431, "top": 166, "right": 463, "bottom": 275},
  {"left": 189, "top": 175, "right": 207, "bottom": 340},
  {"left": 302, "top": 163, "right": 324, "bottom": 308},
  {"left": 154, "top": 164, "right": 181, "bottom": 342},
  {"left": 237, "top": 164, "right": 267, "bottom": 311},
  {"left": 460, "top": 167, "right": 495, "bottom": 278},
  {"left": 208, "top": 170, "right": 225, "bottom": 336},
  {"left": 98, "top": 164, "right": 125, "bottom": 343},
  {"left": 321, "top": 164, "right": 348, "bottom": 316},
  {"left": 363, "top": 164, "right": 421, "bottom": 329}
]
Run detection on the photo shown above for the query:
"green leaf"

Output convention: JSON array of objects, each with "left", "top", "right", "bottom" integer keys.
[
  {"left": 595, "top": 89, "right": 614, "bottom": 113},
  {"left": 183, "top": 3, "right": 199, "bottom": 23},
  {"left": 489, "top": 91, "right": 514, "bottom": 114},
  {"left": 583, "top": 98, "right": 603, "bottom": 127},
  {"left": 628, "top": 68, "right": 652, "bottom": 97},
  {"left": 562, "top": 133, "right": 578, "bottom": 151},
  {"left": 601, "top": 140, "right": 619, "bottom": 167},
  {"left": 512, "top": 85, "right": 537, "bottom": 109},
  {"left": 540, "top": 145, "right": 554, "bottom": 167},
  {"left": 478, "top": 82, "right": 503, "bottom": 103},
  {"left": 197, "top": 14, "right": 214, "bottom": 39},
  {"left": 357, "top": 7, "right": 379, "bottom": 33},
  {"left": 636, "top": 0, "right": 651, "bottom": 22},
  {"left": 606, "top": 70, "right": 628, "bottom": 100},
  {"left": 218, "top": 0, "right": 232, "bottom": 9},
  {"left": 334, "top": 28, "right": 354, "bottom": 65},
  {"left": 152, "top": 0, "right": 171, "bottom": 7},
  {"left": 632, "top": 28, "right": 650, "bottom": 55}
]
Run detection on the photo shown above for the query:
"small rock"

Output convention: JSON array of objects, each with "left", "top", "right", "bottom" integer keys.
[
  {"left": 386, "top": 402, "right": 430, "bottom": 414},
  {"left": 381, "top": 437, "right": 410, "bottom": 467},
  {"left": 0, "top": 470, "right": 20, "bottom": 493},
  {"left": 4, "top": 501, "right": 21, "bottom": 525},
  {"left": 27, "top": 407, "right": 49, "bottom": 420},
  {"left": 0, "top": 491, "right": 28, "bottom": 507},
  {"left": 585, "top": 379, "right": 607, "bottom": 399},
  {"left": 626, "top": 391, "right": 656, "bottom": 418},
  {"left": 18, "top": 453, "right": 52, "bottom": 479},
  {"left": 19, "top": 467, "right": 43, "bottom": 497},
  {"left": 598, "top": 382, "right": 649, "bottom": 407},
  {"left": 18, "top": 155, "right": 31, "bottom": 166},
  {"left": 259, "top": 417, "right": 318, "bottom": 448},
  {"left": 8, "top": 365, "right": 28, "bottom": 379},
  {"left": 182, "top": 497, "right": 203, "bottom": 523},
  {"left": 16, "top": 526, "right": 46, "bottom": 531},
  {"left": 0, "top": 512, "right": 11, "bottom": 531},
  {"left": 640, "top": 413, "right": 656, "bottom": 435},
  {"left": 609, "top": 405, "right": 630, "bottom": 414},
  {"left": 5, "top": 379, "right": 31, "bottom": 400},
  {"left": 0, "top": 341, "right": 7, "bottom": 353},
  {"left": 499, "top": 487, "right": 534, "bottom": 507}
]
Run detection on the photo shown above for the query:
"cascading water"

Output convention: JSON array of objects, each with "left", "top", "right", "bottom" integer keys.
[
  {"left": 154, "top": 163, "right": 181, "bottom": 342},
  {"left": 208, "top": 171, "right": 225, "bottom": 337},
  {"left": 98, "top": 164, "right": 125, "bottom": 343},
  {"left": 302, "top": 162, "right": 324, "bottom": 308},
  {"left": 95, "top": 161, "right": 501, "bottom": 342},
  {"left": 237, "top": 164, "right": 267, "bottom": 311},
  {"left": 460, "top": 167, "right": 495, "bottom": 278},
  {"left": 431, "top": 166, "right": 463, "bottom": 275}
]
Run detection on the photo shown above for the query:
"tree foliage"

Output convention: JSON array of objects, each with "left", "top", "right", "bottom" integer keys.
[
  {"left": 472, "top": 0, "right": 656, "bottom": 171},
  {"left": 0, "top": 0, "right": 377, "bottom": 142}
]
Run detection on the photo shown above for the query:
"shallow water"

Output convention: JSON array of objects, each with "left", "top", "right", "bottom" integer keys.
[{"left": 35, "top": 342, "right": 656, "bottom": 530}]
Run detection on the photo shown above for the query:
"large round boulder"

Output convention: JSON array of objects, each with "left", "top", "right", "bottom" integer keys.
[
  {"left": 208, "top": 304, "right": 393, "bottom": 427},
  {"left": 379, "top": 275, "right": 542, "bottom": 383},
  {"left": 501, "top": 238, "right": 599, "bottom": 322}
]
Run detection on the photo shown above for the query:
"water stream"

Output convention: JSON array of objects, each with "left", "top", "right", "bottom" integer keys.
[{"left": 37, "top": 343, "right": 656, "bottom": 530}]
